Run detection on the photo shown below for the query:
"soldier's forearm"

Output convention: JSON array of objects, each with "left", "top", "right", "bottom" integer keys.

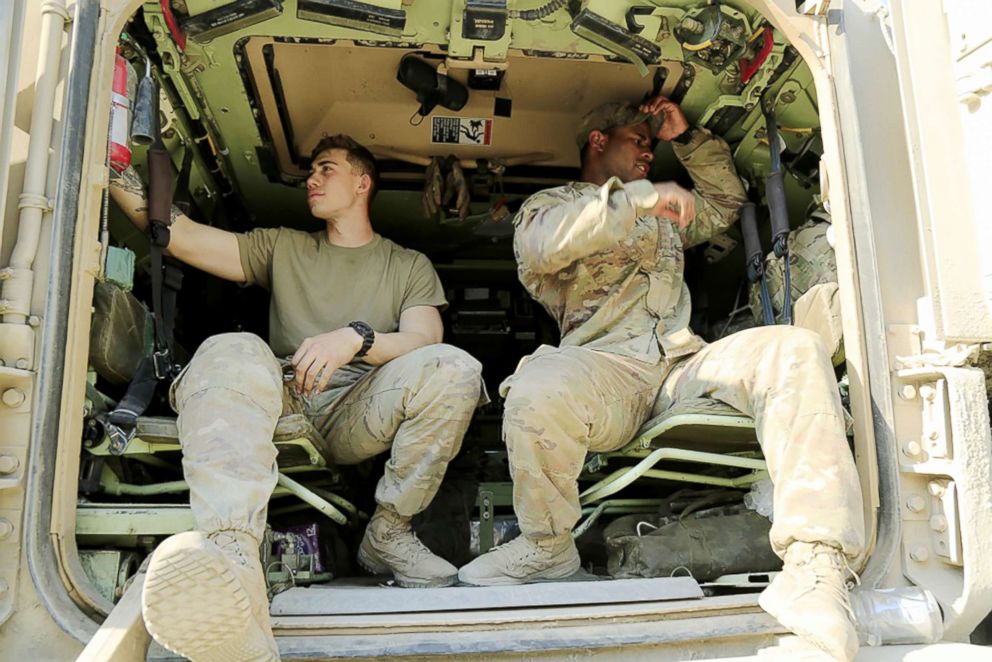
[
  {"left": 516, "top": 179, "right": 653, "bottom": 274},
  {"left": 672, "top": 129, "right": 747, "bottom": 248},
  {"left": 108, "top": 165, "right": 183, "bottom": 233},
  {"left": 361, "top": 330, "right": 435, "bottom": 366},
  {"left": 108, "top": 166, "right": 151, "bottom": 232}
]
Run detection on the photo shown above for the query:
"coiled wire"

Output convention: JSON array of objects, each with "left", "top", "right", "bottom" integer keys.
[{"left": 509, "top": 0, "right": 569, "bottom": 21}]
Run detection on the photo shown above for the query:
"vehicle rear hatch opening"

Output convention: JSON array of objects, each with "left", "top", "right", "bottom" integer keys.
[{"left": 70, "top": 0, "right": 878, "bottom": 650}]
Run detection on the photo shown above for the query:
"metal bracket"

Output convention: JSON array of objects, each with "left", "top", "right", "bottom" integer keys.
[{"left": 105, "top": 422, "right": 137, "bottom": 456}]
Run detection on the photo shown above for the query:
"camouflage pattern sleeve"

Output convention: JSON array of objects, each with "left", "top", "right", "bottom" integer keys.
[
  {"left": 513, "top": 178, "right": 659, "bottom": 274},
  {"left": 672, "top": 128, "right": 747, "bottom": 249}
]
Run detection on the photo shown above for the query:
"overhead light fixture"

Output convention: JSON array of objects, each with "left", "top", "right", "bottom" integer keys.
[{"left": 298, "top": 0, "right": 407, "bottom": 38}]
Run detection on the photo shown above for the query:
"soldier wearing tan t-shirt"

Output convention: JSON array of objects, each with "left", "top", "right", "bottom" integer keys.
[{"left": 109, "top": 135, "right": 485, "bottom": 661}]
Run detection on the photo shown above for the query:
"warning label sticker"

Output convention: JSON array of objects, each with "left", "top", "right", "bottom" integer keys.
[{"left": 431, "top": 117, "right": 493, "bottom": 145}]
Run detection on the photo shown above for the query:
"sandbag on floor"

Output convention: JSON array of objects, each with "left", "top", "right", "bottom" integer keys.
[{"left": 605, "top": 504, "right": 781, "bottom": 582}]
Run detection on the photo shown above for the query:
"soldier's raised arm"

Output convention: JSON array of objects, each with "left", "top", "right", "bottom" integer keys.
[
  {"left": 513, "top": 179, "right": 693, "bottom": 274},
  {"left": 109, "top": 166, "right": 246, "bottom": 282},
  {"left": 672, "top": 127, "right": 747, "bottom": 249},
  {"left": 638, "top": 96, "right": 747, "bottom": 248}
]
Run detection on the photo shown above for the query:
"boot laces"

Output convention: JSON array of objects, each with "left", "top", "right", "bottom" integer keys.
[
  {"left": 209, "top": 530, "right": 258, "bottom": 566},
  {"left": 801, "top": 545, "right": 860, "bottom": 623},
  {"left": 489, "top": 535, "right": 537, "bottom": 561},
  {"left": 373, "top": 516, "right": 436, "bottom": 562},
  {"left": 392, "top": 529, "right": 435, "bottom": 561}
]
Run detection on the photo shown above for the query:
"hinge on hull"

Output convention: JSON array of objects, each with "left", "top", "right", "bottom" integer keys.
[{"left": 888, "top": 324, "right": 992, "bottom": 638}]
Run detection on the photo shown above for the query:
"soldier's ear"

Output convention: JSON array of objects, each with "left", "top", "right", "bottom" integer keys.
[
  {"left": 588, "top": 130, "right": 608, "bottom": 153},
  {"left": 357, "top": 173, "right": 372, "bottom": 197}
]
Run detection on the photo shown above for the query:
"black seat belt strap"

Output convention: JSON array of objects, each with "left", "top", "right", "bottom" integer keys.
[
  {"left": 741, "top": 202, "right": 775, "bottom": 326},
  {"left": 763, "top": 103, "right": 793, "bottom": 325},
  {"left": 105, "top": 71, "right": 183, "bottom": 455}
]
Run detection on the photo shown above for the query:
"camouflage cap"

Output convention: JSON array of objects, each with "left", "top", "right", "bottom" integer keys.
[{"left": 575, "top": 101, "right": 659, "bottom": 149}]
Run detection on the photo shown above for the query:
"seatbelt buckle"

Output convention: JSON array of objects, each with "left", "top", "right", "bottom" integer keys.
[
  {"left": 104, "top": 408, "right": 140, "bottom": 455},
  {"left": 106, "top": 422, "right": 137, "bottom": 455},
  {"left": 152, "top": 349, "right": 174, "bottom": 380}
]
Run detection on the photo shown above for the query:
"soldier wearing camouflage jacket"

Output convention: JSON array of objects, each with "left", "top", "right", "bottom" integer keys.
[{"left": 459, "top": 97, "right": 866, "bottom": 662}]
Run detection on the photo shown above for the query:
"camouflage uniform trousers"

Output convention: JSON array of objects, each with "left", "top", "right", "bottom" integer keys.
[
  {"left": 501, "top": 326, "right": 865, "bottom": 558},
  {"left": 171, "top": 332, "right": 485, "bottom": 541}
]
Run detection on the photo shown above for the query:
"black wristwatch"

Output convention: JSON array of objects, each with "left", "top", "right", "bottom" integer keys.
[
  {"left": 348, "top": 321, "right": 375, "bottom": 358},
  {"left": 672, "top": 126, "right": 697, "bottom": 145}
]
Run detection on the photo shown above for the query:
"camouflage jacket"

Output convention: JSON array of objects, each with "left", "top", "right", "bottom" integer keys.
[
  {"left": 748, "top": 219, "right": 837, "bottom": 323},
  {"left": 513, "top": 128, "right": 746, "bottom": 365}
]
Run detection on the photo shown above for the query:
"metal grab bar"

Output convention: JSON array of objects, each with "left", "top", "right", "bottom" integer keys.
[{"left": 579, "top": 447, "right": 767, "bottom": 505}]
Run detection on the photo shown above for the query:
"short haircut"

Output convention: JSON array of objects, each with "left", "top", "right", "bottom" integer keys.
[{"left": 309, "top": 134, "right": 380, "bottom": 202}]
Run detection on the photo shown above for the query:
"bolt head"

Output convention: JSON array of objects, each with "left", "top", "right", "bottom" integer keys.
[
  {"left": 0, "top": 519, "right": 12, "bottom": 540},
  {"left": 902, "top": 440, "right": 922, "bottom": 457},
  {"left": 899, "top": 384, "right": 917, "bottom": 400},
  {"left": 907, "top": 495, "right": 926, "bottom": 513},
  {"left": 929, "top": 515, "right": 948, "bottom": 532},
  {"left": 910, "top": 546, "right": 930, "bottom": 562},
  {"left": 0, "top": 455, "right": 17, "bottom": 474},
  {"left": 1, "top": 388, "right": 25, "bottom": 408}
]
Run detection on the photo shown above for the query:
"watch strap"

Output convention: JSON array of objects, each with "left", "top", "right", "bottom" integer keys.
[{"left": 348, "top": 321, "right": 375, "bottom": 358}]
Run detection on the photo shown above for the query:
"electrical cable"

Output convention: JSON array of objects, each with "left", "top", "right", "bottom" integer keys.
[{"left": 509, "top": 0, "right": 568, "bottom": 21}]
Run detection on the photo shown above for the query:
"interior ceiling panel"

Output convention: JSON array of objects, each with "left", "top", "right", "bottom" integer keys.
[{"left": 243, "top": 38, "right": 685, "bottom": 176}]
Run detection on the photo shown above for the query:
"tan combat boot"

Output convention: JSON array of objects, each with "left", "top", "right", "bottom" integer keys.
[
  {"left": 357, "top": 507, "right": 459, "bottom": 588},
  {"left": 758, "top": 541, "right": 858, "bottom": 662},
  {"left": 142, "top": 530, "right": 280, "bottom": 662},
  {"left": 458, "top": 533, "right": 580, "bottom": 586}
]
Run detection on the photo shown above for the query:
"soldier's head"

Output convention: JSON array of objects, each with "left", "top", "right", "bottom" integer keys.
[
  {"left": 306, "top": 134, "right": 379, "bottom": 220},
  {"left": 576, "top": 102, "right": 657, "bottom": 185}
]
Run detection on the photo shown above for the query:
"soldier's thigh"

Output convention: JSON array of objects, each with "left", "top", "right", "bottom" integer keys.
[
  {"left": 314, "top": 345, "right": 479, "bottom": 464},
  {"left": 658, "top": 326, "right": 824, "bottom": 410},
  {"left": 502, "top": 346, "right": 659, "bottom": 452}
]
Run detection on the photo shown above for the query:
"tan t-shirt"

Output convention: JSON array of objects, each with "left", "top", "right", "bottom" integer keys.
[{"left": 237, "top": 229, "right": 446, "bottom": 359}]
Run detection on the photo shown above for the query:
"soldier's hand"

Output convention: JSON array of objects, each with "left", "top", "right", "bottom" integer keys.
[
  {"left": 651, "top": 182, "right": 695, "bottom": 228},
  {"left": 291, "top": 328, "right": 363, "bottom": 397},
  {"left": 639, "top": 96, "right": 689, "bottom": 142}
]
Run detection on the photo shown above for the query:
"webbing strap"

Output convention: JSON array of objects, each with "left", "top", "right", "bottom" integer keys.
[
  {"left": 105, "top": 134, "right": 182, "bottom": 454},
  {"left": 741, "top": 202, "right": 775, "bottom": 326},
  {"left": 764, "top": 109, "right": 793, "bottom": 325}
]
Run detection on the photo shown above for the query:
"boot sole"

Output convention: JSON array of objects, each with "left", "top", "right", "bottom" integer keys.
[
  {"left": 142, "top": 532, "right": 277, "bottom": 662},
  {"left": 458, "top": 555, "right": 581, "bottom": 587},
  {"left": 357, "top": 541, "right": 458, "bottom": 589}
]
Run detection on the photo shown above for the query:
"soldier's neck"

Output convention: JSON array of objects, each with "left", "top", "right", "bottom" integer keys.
[
  {"left": 579, "top": 162, "right": 610, "bottom": 187},
  {"left": 325, "top": 209, "right": 374, "bottom": 247}
]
